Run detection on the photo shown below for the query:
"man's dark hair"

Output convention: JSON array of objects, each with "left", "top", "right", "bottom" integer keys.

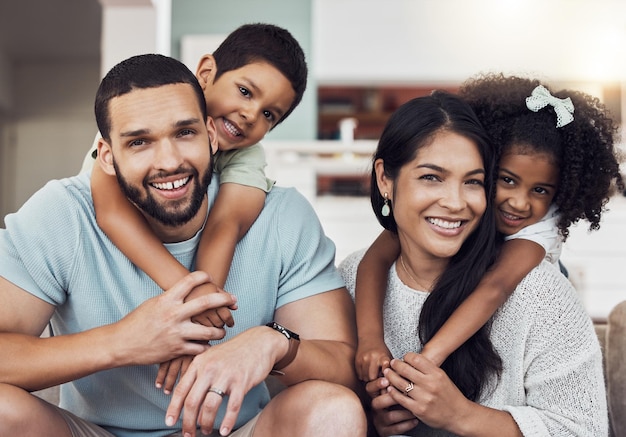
[
  {"left": 212, "top": 23, "right": 308, "bottom": 126},
  {"left": 95, "top": 54, "right": 207, "bottom": 141}
]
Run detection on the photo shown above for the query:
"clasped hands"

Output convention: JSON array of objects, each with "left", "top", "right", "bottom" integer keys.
[{"left": 360, "top": 346, "right": 467, "bottom": 436}]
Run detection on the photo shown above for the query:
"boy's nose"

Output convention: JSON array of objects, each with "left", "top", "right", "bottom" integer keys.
[{"left": 240, "top": 102, "right": 259, "bottom": 125}]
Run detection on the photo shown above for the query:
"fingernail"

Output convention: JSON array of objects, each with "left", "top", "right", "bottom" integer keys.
[
  {"left": 155, "top": 382, "right": 162, "bottom": 388},
  {"left": 221, "top": 427, "right": 230, "bottom": 436},
  {"left": 165, "top": 415, "right": 175, "bottom": 426}
]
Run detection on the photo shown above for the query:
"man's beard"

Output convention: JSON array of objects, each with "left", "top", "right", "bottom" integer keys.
[{"left": 113, "top": 160, "right": 212, "bottom": 227}]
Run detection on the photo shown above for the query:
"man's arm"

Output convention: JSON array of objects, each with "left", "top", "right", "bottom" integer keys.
[{"left": 0, "top": 273, "right": 237, "bottom": 391}]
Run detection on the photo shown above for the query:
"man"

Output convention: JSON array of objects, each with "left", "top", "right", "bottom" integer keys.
[{"left": 0, "top": 54, "right": 365, "bottom": 437}]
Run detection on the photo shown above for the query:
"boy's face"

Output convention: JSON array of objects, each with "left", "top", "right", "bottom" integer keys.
[
  {"left": 99, "top": 83, "right": 216, "bottom": 235},
  {"left": 494, "top": 149, "right": 559, "bottom": 236},
  {"left": 198, "top": 59, "right": 296, "bottom": 151}
]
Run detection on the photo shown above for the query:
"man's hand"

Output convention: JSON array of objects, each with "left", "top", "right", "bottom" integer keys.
[
  {"left": 111, "top": 271, "right": 237, "bottom": 367},
  {"left": 165, "top": 326, "right": 285, "bottom": 436}
]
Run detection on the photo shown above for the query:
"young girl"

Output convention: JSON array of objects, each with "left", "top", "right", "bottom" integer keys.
[
  {"left": 88, "top": 23, "right": 308, "bottom": 392},
  {"left": 354, "top": 73, "right": 624, "bottom": 381}
]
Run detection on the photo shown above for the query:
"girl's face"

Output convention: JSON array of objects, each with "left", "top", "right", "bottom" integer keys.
[
  {"left": 495, "top": 148, "right": 559, "bottom": 236},
  {"left": 377, "top": 130, "right": 487, "bottom": 262}
]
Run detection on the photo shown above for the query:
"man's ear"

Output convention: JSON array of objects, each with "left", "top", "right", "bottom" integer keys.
[
  {"left": 195, "top": 54, "right": 217, "bottom": 90},
  {"left": 206, "top": 117, "right": 218, "bottom": 155},
  {"left": 97, "top": 137, "right": 116, "bottom": 176},
  {"left": 374, "top": 158, "right": 393, "bottom": 201}
]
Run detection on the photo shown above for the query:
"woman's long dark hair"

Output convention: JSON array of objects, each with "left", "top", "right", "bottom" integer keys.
[{"left": 371, "top": 91, "right": 501, "bottom": 400}]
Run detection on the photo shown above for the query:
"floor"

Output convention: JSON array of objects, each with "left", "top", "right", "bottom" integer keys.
[{"left": 310, "top": 193, "right": 626, "bottom": 321}]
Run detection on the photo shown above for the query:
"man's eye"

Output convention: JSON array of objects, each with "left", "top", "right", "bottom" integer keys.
[
  {"left": 130, "top": 139, "right": 146, "bottom": 147},
  {"left": 178, "top": 129, "right": 194, "bottom": 137}
]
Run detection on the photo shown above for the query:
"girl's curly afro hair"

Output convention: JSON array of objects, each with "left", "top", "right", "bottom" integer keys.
[{"left": 460, "top": 73, "right": 624, "bottom": 240}]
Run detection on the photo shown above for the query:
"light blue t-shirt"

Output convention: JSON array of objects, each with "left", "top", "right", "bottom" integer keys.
[{"left": 0, "top": 172, "right": 343, "bottom": 437}]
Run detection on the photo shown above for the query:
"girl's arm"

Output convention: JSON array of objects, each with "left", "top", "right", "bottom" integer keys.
[
  {"left": 91, "top": 163, "right": 191, "bottom": 290},
  {"left": 195, "top": 182, "right": 265, "bottom": 288},
  {"left": 420, "top": 238, "right": 546, "bottom": 366},
  {"left": 355, "top": 230, "right": 400, "bottom": 381}
]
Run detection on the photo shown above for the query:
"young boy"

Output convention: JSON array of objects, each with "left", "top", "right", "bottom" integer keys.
[{"left": 87, "top": 23, "right": 307, "bottom": 391}]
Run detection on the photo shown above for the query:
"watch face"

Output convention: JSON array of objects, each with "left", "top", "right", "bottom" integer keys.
[{"left": 267, "top": 322, "right": 300, "bottom": 340}]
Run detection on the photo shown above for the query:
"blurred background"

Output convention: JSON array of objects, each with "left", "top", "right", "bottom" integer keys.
[{"left": 1, "top": 0, "right": 625, "bottom": 318}]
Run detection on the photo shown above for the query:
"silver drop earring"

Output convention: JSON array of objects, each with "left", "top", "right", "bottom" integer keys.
[{"left": 381, "top": 192, "right": 391, "bottom": 217}]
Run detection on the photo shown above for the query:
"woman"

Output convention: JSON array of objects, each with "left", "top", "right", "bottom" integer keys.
[{"left": 339, "top": 91, "right": 607, "bottom": 436}]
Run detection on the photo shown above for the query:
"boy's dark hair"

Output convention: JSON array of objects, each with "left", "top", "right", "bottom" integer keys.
[
  {"left": 95, "top": 54, "right": 207, "bottom": 142},
  {"left": 371, "top": 91, "right": 501, "bottom": 402},
  {"left": 460, "top": 73, "right": 624, "bottom": 240},
  {"left": 212, "top": 23, "right": 308, "bottom": 127}
]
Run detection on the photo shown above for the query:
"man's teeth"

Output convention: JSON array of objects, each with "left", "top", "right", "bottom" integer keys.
[
  {"left": 224, "top": 119, "right": 241, "bottom": 136},
  {"left": 428, "top": 218, "right": 462, "bottom": 229},
  {"left": 152, "top": 177, "right": 189, "bottom": 190}
]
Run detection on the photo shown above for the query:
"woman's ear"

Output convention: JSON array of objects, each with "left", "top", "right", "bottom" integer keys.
[
  {"left": 374, "top": 158, "right": 393, "bottom": 200},
  {"left": 97, "top": 137, "right": 116, "bottom": 176},
  {"left": 195, "top": 54, "right": 217, "bottom": 90}
]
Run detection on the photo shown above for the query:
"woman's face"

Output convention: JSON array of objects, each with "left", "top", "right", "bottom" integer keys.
[{"left": 378, "top": 130, "right": 487, "bottom": 261}]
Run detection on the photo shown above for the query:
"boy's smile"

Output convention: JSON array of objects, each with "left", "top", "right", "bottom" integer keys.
[
  {"left": 202, "top": 61, "right": 296, "bottom": 151},
  {"left": 495, "top": 150, "right": 559, "bottom": 236}
]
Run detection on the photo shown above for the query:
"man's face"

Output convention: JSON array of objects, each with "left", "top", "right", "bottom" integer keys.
[{"left": 103, "top": 83, "right": 215, "bottom": 231}]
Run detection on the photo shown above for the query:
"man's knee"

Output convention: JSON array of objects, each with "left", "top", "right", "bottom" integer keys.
[{"left": 0, "top": 383, "right": 72, "bottom": 436}]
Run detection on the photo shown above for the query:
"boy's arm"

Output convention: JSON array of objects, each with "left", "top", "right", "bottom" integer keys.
[
  {"left": 421, "top": 238, "right": 546, "bottom": 366},
  {"left": 355, "top": 230, "right": 400, "bottom": 381},
  {"left": 91, "top": 163, "right": 190, "bottom": 290},
  {"left": 195, "top": 183, "right": 265, "bottom": 288}
]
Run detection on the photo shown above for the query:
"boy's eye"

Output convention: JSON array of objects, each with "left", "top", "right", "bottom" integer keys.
[
  {"left": 263, "top": 110, "right": 275, "bottom": 122},
  {"left": 239, "top": 86, "right": 251, "bottom": 97}
]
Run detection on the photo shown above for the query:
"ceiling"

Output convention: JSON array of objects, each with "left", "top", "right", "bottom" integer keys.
[{"left": 0, "top": 0, "right": 102, "bottom": 62}]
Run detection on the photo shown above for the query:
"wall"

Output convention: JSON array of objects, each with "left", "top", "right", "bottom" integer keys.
[
  {"left": 170, "top": 0, "right": 315, "bottom": 140},
  {"left": 313, "top": 0, "right": 626, "bottom": 84}
]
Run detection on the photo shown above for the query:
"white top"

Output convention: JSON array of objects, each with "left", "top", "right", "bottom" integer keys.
[
  {"left": 504, "top": 204, "right": 562, "bottom": 265},
  {"left": 339, "top": 249, "right": 607, "bottom": 437}
]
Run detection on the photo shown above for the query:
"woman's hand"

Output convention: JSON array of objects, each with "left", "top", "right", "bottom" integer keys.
[
  {"left": 355, "top": 336, "right": 392, "bottom": 382},
  {"left": 384, "top": 353, "right": 471, "bottom": 431},
  {"left": 366, "top": 375, "right": 419, "bottom": 436}
]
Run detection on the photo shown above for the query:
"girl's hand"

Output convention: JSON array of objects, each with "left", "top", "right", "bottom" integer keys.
[
  {"left": 355, "top": 337, "right": 392, "bottom": 382},
  {"left": 384, "top": 353, "right": 471, "bottom": 430}
]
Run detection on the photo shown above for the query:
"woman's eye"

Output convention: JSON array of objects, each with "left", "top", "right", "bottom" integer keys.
[
  {"left": 420, "top": 174, "right": 439, "bottom": 182},
  {"left": 467, "top": 178, "right": 485, "bottom": 186}
]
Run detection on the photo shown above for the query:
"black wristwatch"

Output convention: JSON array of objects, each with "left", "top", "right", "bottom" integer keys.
[{"left": 266, "top": 321, "right": 300, "bottom": 375}]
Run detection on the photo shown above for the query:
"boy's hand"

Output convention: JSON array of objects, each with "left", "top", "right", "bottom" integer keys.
[
  {"left": 156, "top": 355, "right": 195, "bottom": 394},
  {"left": 185, "top": 282, "right": 238, "bottom": 328},
  {"left": 356, "top": 337, "right": 392, "bottom": 382}
]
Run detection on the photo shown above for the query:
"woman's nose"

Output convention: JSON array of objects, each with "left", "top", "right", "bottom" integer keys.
[{"left": 439, "top": 185, "right": 466, "bottom": 211}]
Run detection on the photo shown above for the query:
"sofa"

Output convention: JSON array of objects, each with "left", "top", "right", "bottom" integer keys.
[{"left": 34, "top": 300, "right": 626, "bottom": 436}]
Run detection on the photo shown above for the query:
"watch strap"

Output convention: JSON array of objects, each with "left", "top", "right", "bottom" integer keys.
[{"left": 266, "top": 322, "right": 300, "bottom": 375}]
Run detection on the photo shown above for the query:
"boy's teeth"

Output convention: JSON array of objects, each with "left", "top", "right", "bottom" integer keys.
[
  {"left": 152, "top": 177, "right": 189, "bottom": 190},
  {"left": 428, "top": 218, "right": 461, "bottom": 229},
  {"left": 224, "top": 119, "right": 241, "bottom": 136}
]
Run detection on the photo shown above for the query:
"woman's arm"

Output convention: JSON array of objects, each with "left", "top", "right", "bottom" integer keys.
[
  {"left": 354, "top": 230, "right": 400, "bottom": 381},
  {"left": 421, "top": 238, "right": 545, "bottom": 366}
]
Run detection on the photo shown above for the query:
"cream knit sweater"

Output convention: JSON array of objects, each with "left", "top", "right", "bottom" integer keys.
[{"left": 340, "top": 250, "right": 607, "bottom": 436}]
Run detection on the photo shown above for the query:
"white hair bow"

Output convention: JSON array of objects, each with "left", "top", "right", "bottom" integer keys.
[{"left": 525, "top": 85, "right": 575, "bottom": 128}]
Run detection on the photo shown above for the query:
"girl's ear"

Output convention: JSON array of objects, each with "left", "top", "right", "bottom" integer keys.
[
  {"left": 195, "top": 54, "right": 217, "bottom": 90},
  {"left": 374, "top": 158, "right": 393, "bottom": 200},
  {"left": 97, "top": 137, "right": 116, "bottom": 176}
]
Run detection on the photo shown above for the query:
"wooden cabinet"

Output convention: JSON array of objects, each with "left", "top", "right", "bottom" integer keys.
[{"left": 317, "top": 85, "right": 459, "bottom": 140}]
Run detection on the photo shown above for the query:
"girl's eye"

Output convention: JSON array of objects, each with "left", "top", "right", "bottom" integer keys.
[
  {"left": 239, "top": 86, "right": 251, "bottom": 97},
  {"left": 263, "top": 110, "right": 275, "bottom": 122},
  {"left": 500, "top": 176, "right": 514, "bottom": 185},
  {"left": 534, "top": 187, "right": 549, "bottom": 195}
]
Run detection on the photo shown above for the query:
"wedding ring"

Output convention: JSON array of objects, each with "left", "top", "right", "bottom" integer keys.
[
  {"left": 404, "top": 382, "right": 414, "bottom": 394},
  {"left": 208, "top": 387, "right": 225, "bottom": 397}
]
